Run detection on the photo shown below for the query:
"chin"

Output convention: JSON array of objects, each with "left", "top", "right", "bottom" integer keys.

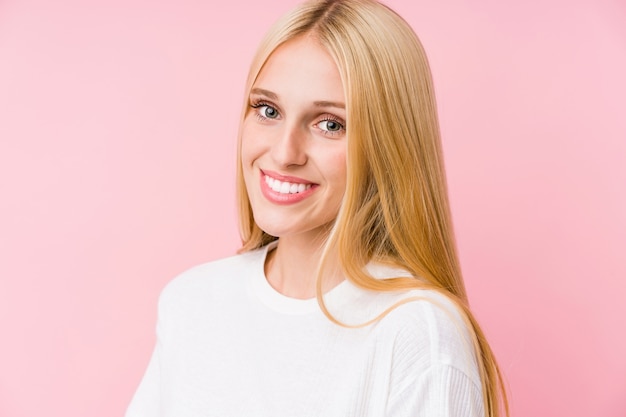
[{"left": 252, "top": 216, "right": 289, "bottom": 238}]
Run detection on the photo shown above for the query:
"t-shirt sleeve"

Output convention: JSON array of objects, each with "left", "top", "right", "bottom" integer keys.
[
  {"left": 125, "top": 288, "right": 170, "bottom": 417},
  {"left": 385, "top": 363, "right": 484, "bottom": 417},
  {"left": 125, "top": 342, "right": 161, "bottom": 417},
  {"left": 382, "top": 293, "right": 485, "bottom": 417}
]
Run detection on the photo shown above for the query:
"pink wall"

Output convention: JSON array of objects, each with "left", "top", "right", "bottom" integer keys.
[{"left": 1, "top": 0, "right": 624, "bottom": 416}]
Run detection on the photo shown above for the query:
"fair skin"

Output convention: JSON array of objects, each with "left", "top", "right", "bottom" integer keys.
[{"left": 241, "top": 35, "right": 347, "bottom": 299}]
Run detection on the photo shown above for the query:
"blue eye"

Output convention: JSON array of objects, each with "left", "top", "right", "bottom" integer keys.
[
  {"left": 249, "top": 100, "right": 280, "bottom": 120},
  {"left": 259, "top": 105, "right": 279, "bottom": 119},
  {"left": 318, "top": 119, "right": 344, "bottom": 134}
]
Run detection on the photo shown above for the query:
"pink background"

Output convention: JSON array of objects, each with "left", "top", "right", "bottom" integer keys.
[{"left": 1, "top": 0, "right": 625, "bottom": 416}]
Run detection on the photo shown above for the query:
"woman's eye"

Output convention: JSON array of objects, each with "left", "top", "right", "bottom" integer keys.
[
  {"left": 318, "top": 119, "right": 344, "bottom": 133},
  {"left": 259, "top": 105, "right": 279, "bottom": 119}
]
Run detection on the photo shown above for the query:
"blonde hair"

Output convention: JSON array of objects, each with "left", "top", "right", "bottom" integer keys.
[{"left": 236, "top": 0, "right": 508, "bottom": 416}]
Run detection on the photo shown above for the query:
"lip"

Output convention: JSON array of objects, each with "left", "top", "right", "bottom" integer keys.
[
  {"left": 259, "top": 169, "right": 318, "bottom": 205},
  {"left": 261, "top": 169, "right": 315, "bottom": 184}
]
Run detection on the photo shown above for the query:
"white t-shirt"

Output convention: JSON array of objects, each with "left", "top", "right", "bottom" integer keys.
[{"left": 126, "top": 242, "right": 484, "bottom": 417}]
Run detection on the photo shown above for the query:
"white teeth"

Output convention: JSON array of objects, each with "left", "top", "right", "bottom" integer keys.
[{"left": 264, "top": 175, "right": 312, "bottom": 194}]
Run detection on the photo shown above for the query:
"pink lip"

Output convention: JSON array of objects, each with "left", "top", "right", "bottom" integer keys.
[
  {"left": 261, "top": 169, "right": 314, "bottom": 185},
  {"left": 259, "top": 170, "right": 318, "bottom": 205}
]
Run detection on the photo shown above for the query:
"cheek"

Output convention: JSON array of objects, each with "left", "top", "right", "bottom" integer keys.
[
  {"left": 327, "top": 149, "right": 347, "bottom": 186},
  {"left": 240, "top": 120, "right": 261, "bottom": 167},
  {"left": 328, "top": 151, "right": 347, "bottom": 216}
]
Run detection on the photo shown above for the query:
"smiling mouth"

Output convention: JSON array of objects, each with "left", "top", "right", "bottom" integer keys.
[{"left": 264, "top": 175, "right": 313, "bottom": 194}]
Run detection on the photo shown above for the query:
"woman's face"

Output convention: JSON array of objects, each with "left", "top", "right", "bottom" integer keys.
[{"left": 241, "top": 36, "right": 347, "bottom": 241}]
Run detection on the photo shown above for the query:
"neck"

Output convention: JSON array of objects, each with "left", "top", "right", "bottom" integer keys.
[{"left": 264, "top": 232, "right": 343, "bottom": 299}]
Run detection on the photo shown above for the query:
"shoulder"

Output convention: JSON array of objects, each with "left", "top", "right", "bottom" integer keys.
[
  {"left": 157, "top": 247, "right": 266, "bottom": 313},
  {"left": 373, "top": 289, "right": 481, "bottom": 386},
  {"left": 358, "top": 264, "right": 477, "bottom": 373},
  {"left": 377, "top": 290, "right": 485, "bottom": 416}
]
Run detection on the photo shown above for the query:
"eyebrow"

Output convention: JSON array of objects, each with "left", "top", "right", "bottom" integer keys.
[
  {"left": 250, "top": 88, "right": 278, "bottom": 100},
  {"left": 250, "top": 88, "right": 345, "bottom": 110},
  {"left": 313, "top": 100, "right": 345, "bottom": 110}
]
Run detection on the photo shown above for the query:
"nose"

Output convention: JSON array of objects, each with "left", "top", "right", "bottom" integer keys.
[{"left": 270, "top": 122, "right": 307, "bottom": 167}]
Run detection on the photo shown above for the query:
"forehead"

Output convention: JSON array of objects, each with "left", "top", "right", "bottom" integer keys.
[{"left": 252, "top": 36, "right": 345, "bottom": 104}]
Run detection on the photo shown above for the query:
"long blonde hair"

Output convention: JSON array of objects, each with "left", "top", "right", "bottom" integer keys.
[{"left": 236, "top": 1, "right": 508, "bottom": 415}]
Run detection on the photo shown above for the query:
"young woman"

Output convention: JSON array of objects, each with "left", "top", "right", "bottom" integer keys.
[{"left": 127, "top": 1, "right": 508, "bottom": 416}]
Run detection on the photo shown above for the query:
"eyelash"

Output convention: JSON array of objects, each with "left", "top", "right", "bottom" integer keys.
[
  {"left": 250, "top": 100, "right": 278, "bottom": 122},
  {"left": 317, "top": 115, "right": 345, "bottom": 137},
  {"left": 249, "top": 99, "right": 346, "bottom": 136}
]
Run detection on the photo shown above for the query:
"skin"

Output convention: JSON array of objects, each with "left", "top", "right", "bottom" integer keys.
[{"left": 241, "top": 35, "right": 347, "bottom": 299}]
